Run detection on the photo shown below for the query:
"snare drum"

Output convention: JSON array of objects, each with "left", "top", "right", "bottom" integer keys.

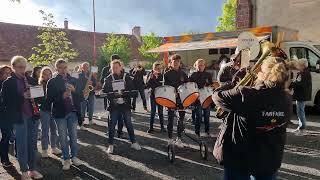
[
  {"left": 199, "top": 87, "right": 213, "bottom": 109},
  {"left": 178, "top": 82, "right": 199, "bottom": 108},
  {"left": 155, "top": 85, "right": 176, "bottom": 108}
]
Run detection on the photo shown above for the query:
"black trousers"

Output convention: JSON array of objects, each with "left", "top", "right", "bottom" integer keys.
[
  {"left": 167, "top": 109, "right": 185, "bottom": 139},
  {"left": 0, "top": 125, "right": 11, "bottom": 163}
]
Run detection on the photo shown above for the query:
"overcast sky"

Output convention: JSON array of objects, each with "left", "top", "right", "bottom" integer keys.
[{"left": 0, "top": 0, "right": 226, "bottom": 36}]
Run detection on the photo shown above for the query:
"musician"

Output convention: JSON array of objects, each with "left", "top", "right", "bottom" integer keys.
[
  {"left": 164, "top": 54, "right": 188, "bottom": 147},
  {"left": 102, "top": 60, "right": 141, "bottom": 154},
  {"left": 38, "top": 67, "right": 61, "bottom": 158},
  {"left": 146, "top": 62, "right": 165, "bottom": 133},
  {"left": 47, "top": 59, "right": 82, "bottom": 170},
  {"left": 1, "top": 56, "right": 43, "bottom": 179},
  {"left": 129, "top": 64, "right": 148, "bottom": 112},
  {"left": 0, "top": 65, "right": 13, "bottom": 167},
  {"left": 189, "top": 59, "right": 213, "bottom": 137},
  {"left": 100, "top": 54, "right": 124, "bottom": 138},
  {"left": 79, "top": 62, "right": 97, "bottom": 127},
  {"left": 213, "top": 57, "right": 292, "bottom": 179},
  {"left": 217, "top": 52, "right": 241, "bottom": 85}
]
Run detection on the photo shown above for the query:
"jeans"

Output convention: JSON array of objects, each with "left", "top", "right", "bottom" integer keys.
[
  {"left": 14, "top": 116, "right": 39, "bottom": 172},
  {"left": 224, "top": 167, "right": 277, "bottom": 180},
  {"left": 0, "top": 125, "right": 12, "bottom": 163},
  {"left": 296, "top": 101, "right": 306, "bottom": 129},
  {"left": 55, "top": 112, "right": 78, "bottom": 160},
  {"left": 191, "top": 109, "right": 196, "bottom": 124},
  {"left": 40, "top": 110, "right": 58, "bottom": 150},
  {"left": 167, "top": 109, "right": 185, "bottom": 139},
  {"left": 132, "top": 88, "right": 147, "bottom": 109},
  {"left": 149, "top": 94, "right": 164, "bottom": 129},
  {"left": 109, "top": 108, "right": 136, "bottom": 144},
  {"left": 195, "top": 105, "right": 210, "bottom": 135},
  {"left": 80, "top": 94, "right": 95, "bottom": 121}
]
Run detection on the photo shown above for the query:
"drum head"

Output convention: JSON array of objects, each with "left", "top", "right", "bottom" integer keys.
[
  {"left": 156, "top": 97, "right": 176, "bottom": 108},
  {"left": 182, "top": 92, "right": 199, "bottom": 108},
  {"left": 202, "top": 97, "right": 213, "bottom": 109}
]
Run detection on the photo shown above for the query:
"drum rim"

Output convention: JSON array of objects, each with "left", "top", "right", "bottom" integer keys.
[
  {"left": 177, "top": 82, "right": 198, "bottom": 90},
  {"left": 202, "top": 96, "right": 213, "bottom": 109}
]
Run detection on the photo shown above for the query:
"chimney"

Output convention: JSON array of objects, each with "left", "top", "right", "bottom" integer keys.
[
  {"left": 64, "top": 18, "right": 68, "bottom": 29},
  {"left": 132, "top": 26, "right": 141, "bottom": 43}
]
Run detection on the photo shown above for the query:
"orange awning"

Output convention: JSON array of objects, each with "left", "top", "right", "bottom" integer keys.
[{"left": 148, "top": 35, "right": 269, "bottom": 53}]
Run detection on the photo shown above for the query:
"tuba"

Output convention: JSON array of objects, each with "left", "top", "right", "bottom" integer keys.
[{"left": 216, "top": 40, "right": 275, "bottom": 119}]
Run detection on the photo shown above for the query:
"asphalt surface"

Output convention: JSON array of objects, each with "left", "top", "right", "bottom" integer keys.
[{"left": 0, "top": 97, "right": 319, "bottom": 180}]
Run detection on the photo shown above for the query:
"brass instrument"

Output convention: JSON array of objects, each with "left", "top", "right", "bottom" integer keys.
[
  {"left": 216, "top": 40, "right": 275, "bottom": 119},
  {"left": 83, "top": 71, "right": 94, "bottom": 100}
]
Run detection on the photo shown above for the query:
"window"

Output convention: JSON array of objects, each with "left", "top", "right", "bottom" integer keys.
[
  {"left": 209, "top": 49, "right": 218, "bottom": 55},
  {"left": 230, "top": 48, "right": 236, "bottom": 55},
  {"left": 219, "top": 48, "right": 230, "bottom": 54},
  {"left": 290, "top": 47, "right": 320, "bottom": 71}
]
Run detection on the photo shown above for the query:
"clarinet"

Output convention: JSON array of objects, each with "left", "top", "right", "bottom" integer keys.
[
  {"left": 24, "top": 77, "right": 40, "bottom": 118},
  {"left": 63, "top": 76, "right": 74, "bottom": 106}
]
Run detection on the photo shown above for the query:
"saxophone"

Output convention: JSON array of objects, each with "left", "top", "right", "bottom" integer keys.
[{"left": 83, "top": 72, "right": 94, "bottom": 100}]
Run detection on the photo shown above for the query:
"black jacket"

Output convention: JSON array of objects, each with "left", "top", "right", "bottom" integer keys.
[
  {"left": 102, "top": 72, "right": 134, "bottom": 110},
  {"left": 46, "top": 74, "right": 82, "bottom": 118},
  {"left": 38, "top": 81, "right": 51, "bottom": 112},
  {"left": 129, "top": 67, "right": 146, "bottom": 89},
  {"left": 1, "top": 74, "right": 39, "bottom": 124},
  {"left": 100, "top": 66, "right": 111, "bottom": 84},
  {"left": 146, "top": 70, "right": 163, "bottom": 95},
  {"left": 291, "top": 69, "right": 312, "bottom": 101},
  {"left": 212, "top": 82, "right": 292, "bottom": 174},
  {"left": 79, "top": 71, "right": 97, "bottom": 98},
  {"left": 189, "top": 71, "right": 213, "bottom": 89},
  {"left": 164, "top": 68, "right": 188, "bottom": 89},
  {"left": 217, "top": 62, "right": 238, "bottom": 84}
]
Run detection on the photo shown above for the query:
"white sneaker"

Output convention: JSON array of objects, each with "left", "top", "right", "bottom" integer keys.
[
  {"left": 168, "top": 139, "right": 174, "bottom": 145},
  {"left": 41, "top": 149, "right": 49, "bottom": 158},
  {"left": 21, "top": 172, "right": 32, "bottom": 180},
  {"left": 295, "top": 129, "right": 307, "bottom": 136},
  {"left": 51, "top": 148, "right": 62, "bottom": 155},
  {"left": 80, "top": 126, "right": 87, "bottom": 130},
  {"left": 175, "top": 138, "right": 184, "bottom": 148},
  {"left": 62, "top": 159, "right": 71, "bottom": 170},
  {"left": 131, "top": 142, "right": 141, "bottom": 150},
  {"left": 28, "top": 170, "right": 43, "bottom": 179},
  {"left": 72, "top": 157, "right": 82, "bottom": 166},
  {"left": 107, "top": 145, "right": 114, "bottom": 154},
  {"left": 202, "top": 133, "right": 210, "bottom": 138}
]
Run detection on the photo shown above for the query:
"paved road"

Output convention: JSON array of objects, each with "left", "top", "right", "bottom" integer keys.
[{"left": 0, "top": 97, "right": 319, "bottom": 180}]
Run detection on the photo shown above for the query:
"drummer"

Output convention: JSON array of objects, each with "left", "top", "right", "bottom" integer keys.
[
  {"left": 189, "top": 59, "right": 213, "bottom": 137},
  {"left": 102, "top": 60, "right": 141, "bottom": 154},
  {"left": 164, "top": 54, "right": 188, "bottom": 147}
]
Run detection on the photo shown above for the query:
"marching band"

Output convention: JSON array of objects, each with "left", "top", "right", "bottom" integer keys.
[{"left": 0, "top": 36, "right": 308, "bottom": 179}]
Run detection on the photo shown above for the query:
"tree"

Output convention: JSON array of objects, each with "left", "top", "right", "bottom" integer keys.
[
  {"left": 138, "top": 32, "right": 162, "bottom": 63},
  {"left": 10, "top": 0, "right": 20, "bottom": 2},
  {"left": 216, "top": 0, "right": 237, "bottom": 32},
  {"left": 29, "top": 10, "right": 78, "bottom": 66},
  {"left": 99, "top": 34, "right": 131, "bottom": 66}
]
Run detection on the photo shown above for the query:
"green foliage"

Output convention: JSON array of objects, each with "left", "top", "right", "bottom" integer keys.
[
  {"left": 28, "top": 10, "right": 78, "bottom": 66},
  {"left": 138, "top": 32, "right": 162, "bottom": 63},
  {"left": 216, "top": 0, "right": 237, "bottom": 32},
  {"left": 99, "top": 34, "right": 131, "bottom": 66}
]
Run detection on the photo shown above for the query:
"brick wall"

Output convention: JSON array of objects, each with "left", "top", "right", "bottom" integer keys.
[{"left": 236, "top": 0, "right": 253, "bottom": 29}]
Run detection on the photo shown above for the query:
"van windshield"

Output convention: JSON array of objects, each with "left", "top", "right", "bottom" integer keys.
[{"left": 314, "top": 45, "right": 320, "bottom": 51}]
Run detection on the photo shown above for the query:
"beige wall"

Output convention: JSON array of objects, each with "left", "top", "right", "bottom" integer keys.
[{"left": 255, "top": 0, "right": 320, "bottom": 42}]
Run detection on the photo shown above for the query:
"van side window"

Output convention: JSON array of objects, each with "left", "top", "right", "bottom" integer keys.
[{"left": 290, "top": 47, "right": 319, "bottom": 72}]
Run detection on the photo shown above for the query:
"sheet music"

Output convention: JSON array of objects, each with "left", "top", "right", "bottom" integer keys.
[
  {"left": 91, "top": 66, "right": 98, "bottom": 73},
  {"left": 112, "top": 81, "right": 125, "bottom": 91},
  {"left": 241, "top": 49, "right": 250, "bottom": 69},
  {"left": 30, "top": 86, "right": 44, "bottom": 98}
]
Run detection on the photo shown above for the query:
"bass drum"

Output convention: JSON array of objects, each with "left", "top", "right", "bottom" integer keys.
[
  {"left": 178, "top": 82, "right": 199, "bottom": 108},
  {"left": 199, "top": 87, "right": 213, "bottom": 109},
  {"left": 155, "top": 85, "right": 176, "bottom": 108}
]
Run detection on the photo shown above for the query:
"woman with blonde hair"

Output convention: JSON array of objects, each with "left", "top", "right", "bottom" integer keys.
[
  {"left": 38, "top": 67, "right": 61, "bottom": 158},
  {"left": 213, "top": 57, "right": 293, "bottom": 179}
]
